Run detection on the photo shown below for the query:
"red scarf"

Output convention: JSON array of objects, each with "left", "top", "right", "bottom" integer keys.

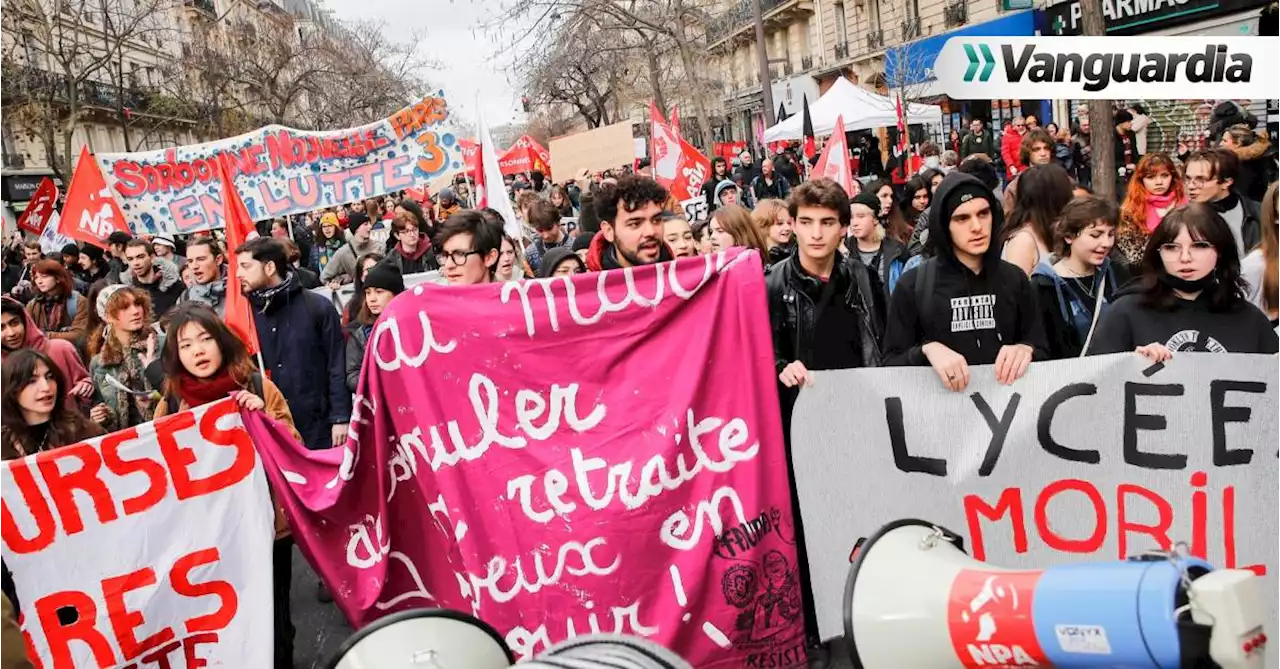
[
  {"left": 1144, "top": 190, "right": 1182, "bottom": 232},
  {"left": 175, "top": 369, "right": 244, "bottom": 408}
]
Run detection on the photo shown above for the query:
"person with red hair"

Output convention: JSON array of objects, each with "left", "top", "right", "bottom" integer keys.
[
  {"left": 25, "top": 258, "right": 86, "bottom": 344},
  {"left": 1117, "top": 152, "right": 1186, "bottom": 271}
]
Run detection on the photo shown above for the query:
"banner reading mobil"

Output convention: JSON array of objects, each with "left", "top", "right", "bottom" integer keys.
[
  {"left": 95, "top": 93, "right": 468, "bottom": 235},
  {"left": 790, "top": 353, "right": 1278, "bottom": 662},
  {"left": 247, "top": 250, "right": 809, "bottom": 668}
]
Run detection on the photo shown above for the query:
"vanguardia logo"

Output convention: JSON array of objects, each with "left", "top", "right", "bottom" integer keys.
[
  {"left": 1003, "top": 44, "right": 1250, "bottom": 92},
  {"left": 935, "top": 37, "right": 1279, "bottom": 100},
  {"left": 963, "top": 44, "right": 996, "bottom": 82}
]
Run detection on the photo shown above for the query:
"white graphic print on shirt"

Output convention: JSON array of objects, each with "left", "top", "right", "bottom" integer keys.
[
  {"left": 1165, "top": 329, "right": 1228, "bottom": 353},
  {"left": 950, "top": 294, "right": 997, "bottom": 332}
]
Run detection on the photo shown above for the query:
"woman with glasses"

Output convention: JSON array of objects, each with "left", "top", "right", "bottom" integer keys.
[{"left": 1089, "top": 203, "right": 1278, "bottom": 360}]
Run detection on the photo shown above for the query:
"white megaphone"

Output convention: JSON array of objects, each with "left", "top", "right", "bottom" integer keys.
[
  {"left": 326, "top": 608, "right": 694, "bottom": 669},
  {"left": 843, "top": 519, "right": 1269, "bottom": 669}
]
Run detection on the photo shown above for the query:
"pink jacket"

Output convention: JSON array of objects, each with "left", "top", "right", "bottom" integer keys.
[{"left": 1, "top": 296, "right": 90, "bottom": 398}]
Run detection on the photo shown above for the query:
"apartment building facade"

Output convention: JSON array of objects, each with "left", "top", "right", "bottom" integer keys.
[{"left": 1, "top": 0, "right": 333, "bottom": 223}]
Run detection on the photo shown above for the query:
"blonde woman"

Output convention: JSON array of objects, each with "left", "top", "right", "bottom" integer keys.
[
  {"left": 752, "top": 199, "right": 794, "bottom": 264},
  {"left": 708, "top": 205, "right": 770, "bottom": 260}
]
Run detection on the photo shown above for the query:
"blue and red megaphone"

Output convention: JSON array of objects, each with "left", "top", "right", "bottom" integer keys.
[{"left": 843, "top": 519, "right": 1269, "bottom": 669}]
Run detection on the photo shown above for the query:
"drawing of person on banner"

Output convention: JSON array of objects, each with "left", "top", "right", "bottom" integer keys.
[{"left": 747, "top": 550, "right": 803, "bottom": 642}]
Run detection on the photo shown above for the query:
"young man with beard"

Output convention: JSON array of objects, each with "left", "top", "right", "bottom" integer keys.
[
  {"left": 121, "top": 239, "right": 186, "bottom": 319},
  {"left": 179, "top": 237, "right": 227, "bottom": 315},
  {"left": 586, "top": 176, "right": 674, "bottom": 271},
  {"left": 1184, "top": 148, "right": 1262, "bottom": 255},
  {"left": 702, "top": 157, "right": 732, "bottom": 212},
  {"left": 882, "top": 171, "right": 1048, "bottom": 391},
  {"left": 236, "top": 236, "right": 350, "bottom": 451},
  {"left": 435, "top": 210, "right": 505, "bottom": 286}
]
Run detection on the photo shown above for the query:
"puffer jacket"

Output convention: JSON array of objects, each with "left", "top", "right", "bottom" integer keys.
[{"left": 765, "top": 252, "right": 885, "bottom": 374}]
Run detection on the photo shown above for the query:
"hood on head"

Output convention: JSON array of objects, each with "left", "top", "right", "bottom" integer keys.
[
  {"left": 927, "top": 171, "right": 1005, "bottom": 271},
  {"left": 537, "top": 247, "right": 580, "bottom": 278},
  {"left": 0, "top": 295, "right": 45, "bottom": 357},
  {"left": 714, "top": 180, "right": 738, "bottom": 204}
]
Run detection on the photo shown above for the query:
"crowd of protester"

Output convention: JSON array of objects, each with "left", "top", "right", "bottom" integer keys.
[{"left": 0, "top": 98, "right": 1276, "bottom": 669}]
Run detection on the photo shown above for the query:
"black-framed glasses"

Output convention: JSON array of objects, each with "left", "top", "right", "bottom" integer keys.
[{"left": 437, "top": 249, "right": 480, "bottom": 266}]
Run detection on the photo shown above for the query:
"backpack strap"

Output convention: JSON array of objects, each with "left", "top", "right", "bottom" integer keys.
[
  {"left": 913, "top": 257, "right": 937, "bottom": 336},
  {"left": 66, "top": 292, "right": 79, "bottom": 320}
]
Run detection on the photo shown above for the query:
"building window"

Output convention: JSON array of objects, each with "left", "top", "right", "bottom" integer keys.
[
  {"left": 868, "top": 0, "right": 882, "bottom": 34},
  {"left": 834, "top": 2, "right": 848, "bottom": 45}
]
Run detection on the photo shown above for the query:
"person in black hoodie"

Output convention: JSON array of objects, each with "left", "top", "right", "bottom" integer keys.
[
  {"left": 882, "top": 171, "right": 1049, "bottom": 391},
  {"left": 1089, "top": 203, "right": 1278, "bottom": 359},
  {"left": 702, "top": 157, "right": 732, "bottom": 213}
]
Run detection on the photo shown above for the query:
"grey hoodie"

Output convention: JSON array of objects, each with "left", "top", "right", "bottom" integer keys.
[{"left": 320, "top": 235, "right": 378, "bottom": 285}]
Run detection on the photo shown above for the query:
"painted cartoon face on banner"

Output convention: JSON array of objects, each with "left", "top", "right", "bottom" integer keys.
[{"left": 94, "top": 93, "right": 467, "bottom": 235}]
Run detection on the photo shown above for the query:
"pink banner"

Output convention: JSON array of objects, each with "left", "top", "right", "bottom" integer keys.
[{"left": 247, "top": 250, "right": 808, "bottom": 667}]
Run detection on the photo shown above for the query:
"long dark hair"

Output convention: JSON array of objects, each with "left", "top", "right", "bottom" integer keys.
[
  {"left": 1001, "top": 164, "right": 1074, "bottom": 249},
  {"left": 1139, "top": 203, "right": 1247, "bottom": 311},
  {"left": 867, "top": 179, "right": 912, "bottom": 244},
  {"left": 1, "top": 349, "right": 98, "bottom": 459},
  {"left": 160, "top": 304, "right": 256, "bottom": 395},
  {"left": 901, "top": 174, "right": 932, "bottom": 219},
  {"left": 344, "top": 252, "right": 385, "bottom": 326}
]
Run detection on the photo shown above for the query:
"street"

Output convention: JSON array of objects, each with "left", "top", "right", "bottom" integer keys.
[{"left": 288, "top": 547, "right": 352, "bottom": 669}]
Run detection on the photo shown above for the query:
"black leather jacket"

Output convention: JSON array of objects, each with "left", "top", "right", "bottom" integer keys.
[{"left": 766, "top": 252, "right": 885, "bottom": 372}]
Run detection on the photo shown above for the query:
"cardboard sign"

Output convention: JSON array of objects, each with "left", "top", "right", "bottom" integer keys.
[
  {"left": 1, "top": 399, "right": 275, "bottom": 669},
  {"left": 681, "top": 197, "right": 709, "bottom": 223},
  {"left": 249, "top": 250, "right": 809, "bottom": 667},
  {"left": 15, "top": 177, "right": 58, "bottom": 236},
  {"left": 93, "top": 94, "right": 467, "bottom": 235},
  {"left": 550, "top": 122, "right": 635, "bottom": 181},
  {"left": 790, "top": 353, "right": 1279, "bottom": 652}
]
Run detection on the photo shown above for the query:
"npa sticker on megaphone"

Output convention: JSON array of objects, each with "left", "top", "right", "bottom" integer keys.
[{"left": 948, "top": 569, "right": 1049, "bottom": 668}]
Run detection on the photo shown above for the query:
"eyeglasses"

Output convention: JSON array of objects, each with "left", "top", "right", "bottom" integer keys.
[
  {"left": 1183, "top": 176, "right": 1219, "bottom": 187},
  {"left": 437, "top": 249, "right": 480, "bottom": 266},
  {"left": 1158, "top": 241, "right": 1216, "bottom": 258}
]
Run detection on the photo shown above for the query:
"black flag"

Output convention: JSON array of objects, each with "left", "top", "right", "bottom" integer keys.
[{"left": 801, "top": 93, "right": 816, "bottom": 160}]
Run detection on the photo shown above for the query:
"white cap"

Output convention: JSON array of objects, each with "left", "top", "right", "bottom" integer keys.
[{"left": 153, "top": 234, "right": 176, "bottom": 249}]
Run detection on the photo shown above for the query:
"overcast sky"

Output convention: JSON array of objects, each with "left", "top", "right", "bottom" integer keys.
[{"left": 323, "top": 0, "right": 526, "bottom": 127}]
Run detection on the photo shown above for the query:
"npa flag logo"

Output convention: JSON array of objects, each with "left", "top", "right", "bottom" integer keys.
[
  {"left": 937, "top": 36, "right": 1278, "bottom": 99},
  {"left": 59, "top": 146, "right": 130, "bottom": 247},
  {"left": 15, "top": 177, "right": 59, "bottom": 236}
]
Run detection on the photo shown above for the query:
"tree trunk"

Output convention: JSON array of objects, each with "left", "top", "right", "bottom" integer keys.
[
  {"left": 1078, "top": 0, "right": 1115, "bottom": 200},
  {"left": 671, "top": 11, "right": 712, "bottom": 152},
  {"left": 640, "top": 31, "right": 666, "bottom": 118}
]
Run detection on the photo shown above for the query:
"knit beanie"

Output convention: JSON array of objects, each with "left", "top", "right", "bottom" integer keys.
[
  {"left": 362, "top": 263, "right": 404, "bottom": 294},
  {"left": 851, "top": 191, "right": 881, "bottom": 215},
  {"left": 61, "top": 243, "right": 81, "bottom": 257},
  {"left": 938, "top": 181, "right": 993, "bottom": 226},
  {"left": 572, "top": 232, "right": 595, "bottom": 253}
]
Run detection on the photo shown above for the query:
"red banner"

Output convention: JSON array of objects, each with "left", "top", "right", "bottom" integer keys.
[
  {"left": 650, "top": 103, "right": 711, "bottom": 203},
  {"left": 16, "top": 177, "right": 59, "bottom": 236},
  {"left": 813, "top": 115, "right": 856, "bottom": 197},
  {"left": 458, "top": 138, "right": 479, "bottom": 174},
  {"left": 498, "top": 135, "right": 551, "bottom": 177},
  {"left": 714, "top": 141, "right": 746, "bottom": 164}
]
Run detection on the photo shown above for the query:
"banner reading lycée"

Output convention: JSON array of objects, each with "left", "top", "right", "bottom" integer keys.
[
  {"left": 91, "top": 93, "right": 468, "bottom": 235},
  {"left": 0, "top": 399, "right": 275, "bottom": 668}
]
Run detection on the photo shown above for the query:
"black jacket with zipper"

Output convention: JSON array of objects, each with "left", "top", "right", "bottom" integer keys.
[{"left": 766, "top": 252, "right": 885, "bottom": 374}]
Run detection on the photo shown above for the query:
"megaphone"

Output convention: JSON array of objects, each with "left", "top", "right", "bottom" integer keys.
[
  {"left": 843, "top": 518, "right": 1269, "bottom": 669},
  {"left": 325, "top": 608, "right": 694, "bottom": 669}
]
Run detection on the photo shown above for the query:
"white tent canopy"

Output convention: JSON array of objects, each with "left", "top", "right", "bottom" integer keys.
[{"left": 762, "top": 77, "right": 943, "bottom": 142}]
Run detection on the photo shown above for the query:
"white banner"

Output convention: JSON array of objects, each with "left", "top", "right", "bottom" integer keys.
[
  {"left": 95, "top": 94, "right": 467, "bottom": 235},
  {"left": 1, "top": 399, "right": 275, "bottom": 668},
  {"left": 791, "top": 353, "right": 1279, "bottom": 644}
]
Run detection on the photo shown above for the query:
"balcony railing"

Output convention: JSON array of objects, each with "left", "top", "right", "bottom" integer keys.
[
  {"left": 801, "top": 55, "right": 814, "bottom": 70},
  {"left": 3, "top": 153, "right": 26, "bottom": 169},
  {"left": 706, "top": 0, "right": 810, "bottom": 45},
  {"left": 833, "top": 41, "right": 850, "bottom": 59},
  {"left": 900, "top": 16, "right": 922, "bottom": 41},
  {"left": 944, "top": 1, "right": 967, "bottom": 28},
  {"left": 184, "top": 0, "right": 216, "bottom": 16},
  {"left": 865, "top": 29, "right": 885, "bottom": 51}
]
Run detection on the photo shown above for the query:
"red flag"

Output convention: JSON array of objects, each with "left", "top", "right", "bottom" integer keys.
[
  {"left": 801, "top": 94, "right": 817, "bottom": 161},
  {"left": 895, "top": 93, "right": 908, "bottom": 152},
  {"left": 58, "top": 147, "right": 130, "bottom": 247},
  {"left": 215, "top": 158, "right": 261, "bottom": 356},
  {"left": 671, "top": 106, "right": 681, "bottom": 138},
  {"left": 813, "top": 115, "right": 856, "bottom": 197},
  {"left": 16, "top": 177, "right": 59, "bottom": 236}
]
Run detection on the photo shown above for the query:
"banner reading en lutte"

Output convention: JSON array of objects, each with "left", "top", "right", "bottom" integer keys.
[
  {"left": 92, "top": 93, "right": 467, "bottom": 235},
  {"left": 0, "top": 399, "right": 275, "bottom": 668},
  {"left": 790, "top": 354, "right": 1279, "bottom": 658},
  {"left": 246, "top": 249, "right": 809, "bottom": 667}
]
